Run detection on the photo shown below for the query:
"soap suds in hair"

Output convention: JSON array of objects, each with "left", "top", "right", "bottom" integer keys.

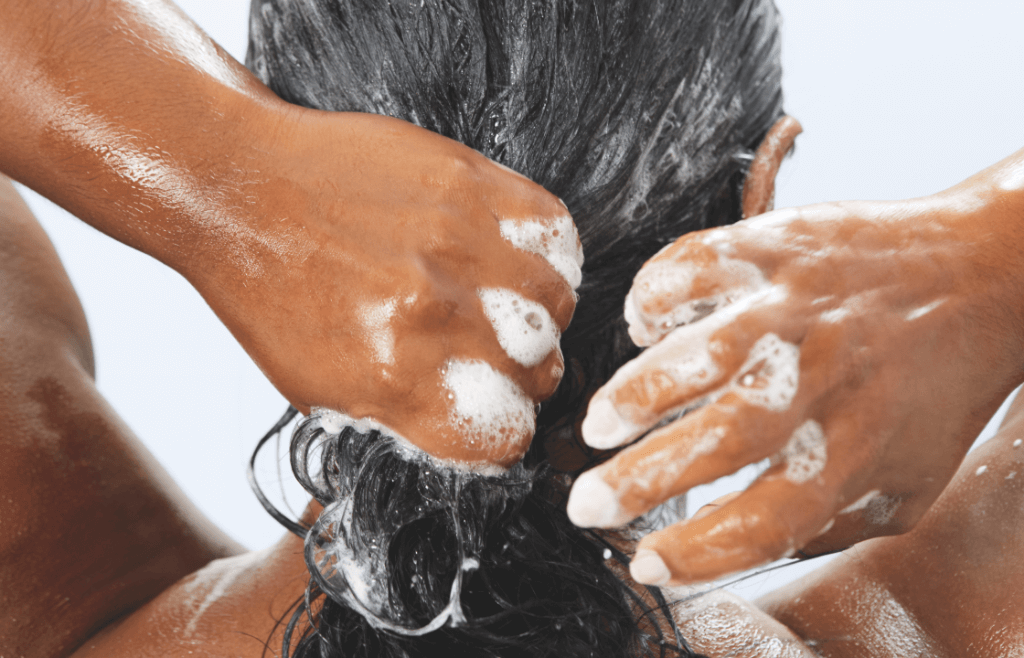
[
  {"left": 443, "top": 359, "right": 535, "bottom": 450},
  {"left": 498, "top": 215, "right": 584, "bottom": 289},
  {"left": 478, "top": 288, "right": 560, "bottom": 367},
  {"left": 311, "top": 497, "right": 478, "bottom": 636},
  {"left": 313, "top": 406, "right": 507, "bottom": 475},
  {"left": 779, "top": 419, "right": 827, "bottom": 484}
]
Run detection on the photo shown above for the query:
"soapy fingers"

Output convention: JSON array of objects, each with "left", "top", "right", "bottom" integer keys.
[
  {"left": 583, "top": 289, "right": 803, "bottom": 451},
  {"left": 570, "top": 147, "right": 1024, "bottom": 584},
  {"left": 629, "top": 458, "right": 838, "bottom": 586},
  {"left": 567, "top": 397, "right": 803, "bottom": 529},
  {"left": 624, "top": 238, "right": 771, "bottom": 348}
]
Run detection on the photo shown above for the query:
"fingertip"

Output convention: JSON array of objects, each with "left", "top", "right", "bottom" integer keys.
[
  {"left": 580, "top": 397, "right": 637, "bottom": 449},
  {"left": 566, "top": 469, "right": 633, "bottom": 528},
  {"left": 630, "top": 549, "right": 671, "bottom": 586},
  {"left": 623, "top": 290, "right": 657, "bottom": 347}
]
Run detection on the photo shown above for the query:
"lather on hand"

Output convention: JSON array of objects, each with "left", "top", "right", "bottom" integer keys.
[
  {"left": 568, "top": 146, "right": 1024, "bottom": 586},
  {"left": 0, "top": 0, "right": 577, "bottom": 467}
]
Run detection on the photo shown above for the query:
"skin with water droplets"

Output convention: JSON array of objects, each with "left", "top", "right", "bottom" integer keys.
[
  {"left": 0, "top": 0, "right": 578, "bottom": 469},
  {"left": 573, "top": 146, "right": 1024, "bottom": 586}
]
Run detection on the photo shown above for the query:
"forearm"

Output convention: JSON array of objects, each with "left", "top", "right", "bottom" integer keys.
[{"left": 0, "top": 0, "right": 283, "bottom": 274}]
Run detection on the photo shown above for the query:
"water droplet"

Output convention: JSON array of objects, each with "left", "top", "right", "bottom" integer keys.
[{"left": 602, "top": 548, "right": 612, "bottom": 560}]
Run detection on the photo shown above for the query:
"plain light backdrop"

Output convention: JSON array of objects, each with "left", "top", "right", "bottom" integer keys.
[{"left": 13, "top": 0, "right": 1024, "bottom": 599}]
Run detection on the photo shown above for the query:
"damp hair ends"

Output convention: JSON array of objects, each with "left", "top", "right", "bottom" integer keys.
[{"left": 275, "top": 414, "right": 702, "bottom": 658}]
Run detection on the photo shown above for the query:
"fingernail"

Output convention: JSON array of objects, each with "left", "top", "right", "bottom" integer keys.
[
  {"left": 581, "top": 398, "right": 634, "bottom": 449},
  {"left": 630, "top": 549, "right": 671, "bottom": 586},
  {"left": 566, "top": 470, "right": 632, "bottom": 528}
]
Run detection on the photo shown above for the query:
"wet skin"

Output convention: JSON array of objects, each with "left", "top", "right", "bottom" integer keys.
[
  {"left": 0, "top": 0, "right": 576, "bottom": 469},
  {"left": 568, "top": 145, "right": 1024, "bottom": 587},
  {"left": 2, "top": 1, "right": 1023, "bottom": 654},
  {"left": 4, "top": 171, "right": 1024, "bottom": 658}
]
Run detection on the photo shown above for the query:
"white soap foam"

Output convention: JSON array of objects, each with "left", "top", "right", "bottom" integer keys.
[
  {"left": 819, "top": 306, "right": 852, "bottom": 323},
  {"left": 180, "top": 550, "right": 265, "bottom": 638},
  {"left": 863, "top": 495, "right": 900, "bottom": 526},
  {"left": 313, "top": 407, "right": 506, "bottom": 476},
  {"left": 905, "top": 299, "right": 945, "bottom": 321},
  {"left": 814, "top": 517, "right": 835, "bottom": 538},
  {"left": 359, "top": 299, "right": 399, "bottom": 365},
  {"left": 626, "top": 426, "right": 724, "bottom": 493},
  {"left": 731, "top": 333, "right": 800, "bottom": 412},
  {"left": 665, "top": 343, "right": 721, "bottom": 391},
  {"left": 498, "top": 215, "right": 584, "bottom": 289},
  {"left": 1013, "top": 439, "right": 1022, "bottom": 448},
  {"left": 315, "top": 498, "right": 465, "bottom": 636},
  {"left": 625, "top": 254, "right": 767, "bottom": 346},
  {"left": 443, "top": 359, "right": 535, "bottom": 450},
  {"left": 839, "top": 490, "right": 881, "bottom": 515},
  {"left": 976, "top": 465, "right": 988, "bottom": 476},
  {"left": 478, "top": 288, "right": 560, "bottom": 367},
  {"left": 780, "top": 420, "right": 827, "bottom": 484}
]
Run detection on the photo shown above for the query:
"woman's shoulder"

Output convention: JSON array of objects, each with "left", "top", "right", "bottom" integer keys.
[{"left": 71, "top": 538, "right": 307, "bottom": 658}]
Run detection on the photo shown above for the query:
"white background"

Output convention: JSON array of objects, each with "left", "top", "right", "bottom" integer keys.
[{"left": 13, "top": 0, "right": 1024, "bottom": 599}]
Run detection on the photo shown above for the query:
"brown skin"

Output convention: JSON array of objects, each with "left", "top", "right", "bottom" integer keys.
[
  {"left": 7, "top": 166, "right": 1024, "bottom": 658},
  {"left": 0, "top": 0, "right": 576, "bottom": 468},
  {"left": 571, "top": 146, "right": 1024, "bottom": 587},
  {"left": 1, "top": 2, "right": 1021, "bottom": 654}
]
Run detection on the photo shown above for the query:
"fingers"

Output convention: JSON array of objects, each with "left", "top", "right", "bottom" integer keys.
[
  {"left": 630, "top": 448, "right": 836, "bottom": 585},
  {"left": 497, "top": 213, "right": 584, "bottom": 292},
  {"left": 582, "top": 291, "right": 798, "bottom": 450},
  {"left": 624, "top": 235, "right": 769, "bottom": 347},
  {"left": 799, "top": 488, "right": 913, "bottom": 557},
  {"left": 567, "top": 398, "right": 800, "bottom": 529}
]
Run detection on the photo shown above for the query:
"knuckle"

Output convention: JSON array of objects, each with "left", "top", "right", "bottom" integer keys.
[{"left": 616, "top": 368, "right": 678, "bottom": 414}]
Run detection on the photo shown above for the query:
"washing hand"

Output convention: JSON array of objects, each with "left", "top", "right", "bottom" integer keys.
[{"left": 567, "top": 147, "right": 1024, "bottom": 585}]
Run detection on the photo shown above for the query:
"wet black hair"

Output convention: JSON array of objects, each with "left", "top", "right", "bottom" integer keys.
[{"left": 246, "top": 0, "right": 783, "bottom": 655}]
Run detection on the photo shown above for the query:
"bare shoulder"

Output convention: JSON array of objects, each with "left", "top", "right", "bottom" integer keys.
[
  {"left": 72, "top": 537, "right": 309, "bottom": 658},
  {"left": 0, "top": 177, "right": 241, "bottom": 657}
]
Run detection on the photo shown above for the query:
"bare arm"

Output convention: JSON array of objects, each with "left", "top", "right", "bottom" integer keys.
[
  {"left": 760, "top": 388, "right": 1024, "bottom": 657},
  {"left": 569, "top": 146, "right": 1024, "bottom": 583},
  {"left": 0, "top": 0, "right": 576, "bottom": 466},
  {"left": 0, "top": 176, "right": 244, "bottom": 657}
]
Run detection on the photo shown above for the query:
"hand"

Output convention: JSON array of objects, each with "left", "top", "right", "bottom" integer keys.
[
  {"left": 0, "top": 0, "right": 578, "bottom": 468},
  {"left": 566, "top": 152, "right": 1024, "bottom": 584},
  {"left": 190, "top": 109, "right": 579, "bottom": 467}
]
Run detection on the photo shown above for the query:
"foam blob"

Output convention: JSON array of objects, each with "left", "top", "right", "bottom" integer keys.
[
  {"left": 732, "top": 333, "right": 800, "bottom": 412},
  {"left": 780, "top": 419, "right": 827, "bottom": 484},
  {"left": 499, "top": 215, "right": 584, "bottom": 289},
  {"left": 443, "top": 359, "right": 535, "bottom": 450},
  {"left": 625, "top": 255, "right": 767, "bottom": 346},
  {"left": 478, "top": 288, "right": 560, "bottom": 367}
]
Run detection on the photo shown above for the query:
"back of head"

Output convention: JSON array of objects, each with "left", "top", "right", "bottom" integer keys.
[{"left": 247, "top": 1, "right": 783, "bottom": 656}]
